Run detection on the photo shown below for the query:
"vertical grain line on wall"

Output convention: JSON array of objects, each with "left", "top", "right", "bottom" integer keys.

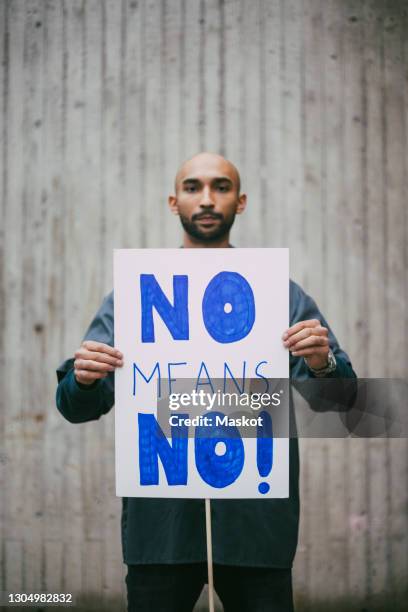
[
  {"left": 320, "top": 0, "right": 328, "bottom": 308},
  {"left": 279, "top": 0, "right": 286, "bottom": 247},
  {"left": 259, "top": 0, "right": 267, "bottom": 246},
  {"left": 0, "top": 0, "right": 9, "bottom": 595},
  {"left": 295, "top": 0, "right": 304, "bottom": 269},
  {"left": 382, "top": 1, "right": 395, "bottom": 597},
  {"left": 338, "top": 3, "right": 350, "bottom": 597},
  {"left": 79, "top": 0, "right": 88, "bottom": 596},
  {"left": 381, "top": 2, "right": 393, "bottom": 594},
  {"left": 139, "top": 0, "right": 146, "bottom": 247},
  {"left": 346, "top": 2, "right": 370, "bottom": 602},
  {"left": 21, "top": 0, "right": 30, "bottom": 398},
  {"left": 60, "top": 0, "right": 69, "bottom": 590},
  {"left": 218, "top": 0, "right": 226, "bottom": 154},
  {"left": 238, "top": 0, "right": 245, "bottom": 248},
  {"left": 20, "top": 2, "right": 31, "bottom": 589},
  {"left": 39, "top": 0, "right": 48, "bottom": 591},
  {"left": 34, "top": 0, "right": 47, "bottom": 590},
  {"left": 179, "top": 0, "right": 187, "bottom": 156},
  {"left": 119, "top": 0, "right": 127, "bottom": 188},
  {"left": 81, "top": 0, "right": 87, "bottom": 156},
  {"left": 359, "top": 5, "right": 369, "bottom": 600},
  {"left": 404, "top": 4, "right": 408, "bottom": 383},
  {"left": 159, "top": 0, "right": 166, "bottom": 245},
  {"left": 299, "top": 0, "right": 307, "bottom": 288},
  {"left": 81, "top": 0, "right": 88, "bottom": 304},
  {"left": 359, "top": 0, "right": 369, "bottom": 381},
  {"left": 99, "top": 0, "right": 107, "bottom": 288},
  {"left": 365, "top": 3, "right": 386, "bottom": 601},
  {"left": 402, "top": 4, "right": 408, "bottom": 603},
  {"left": 338, "top": 0, "right": 347, "bottom": 352},
  {"left": 403, "top": 7, "right": 408, "bottom": 374},
  {"left": 61, "top": 1, "right": 68, "bottom": 166},
  {"left": 379, "top": 7, "right": 388, "bottom": 380},
  {"left": 198, "top": 0, "right": 205, "bottom": 150},
  {"left": 0, "top": 0, "right": 9, "bottom": 342}
]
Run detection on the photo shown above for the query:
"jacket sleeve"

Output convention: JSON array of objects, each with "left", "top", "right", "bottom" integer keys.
[
  {"left": 289, "top": 280, "right": 357, "bottom": 412},
  {"left": 289, "top": 280, "right": 356, "bottom": 380},
  {"left": 55, "top": 292, "right": 115, "bottom": 423}
]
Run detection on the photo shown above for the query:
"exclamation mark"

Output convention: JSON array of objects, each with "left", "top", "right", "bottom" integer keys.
[{"left": 257, "top": 411, "right": 273, "bottom": 494}]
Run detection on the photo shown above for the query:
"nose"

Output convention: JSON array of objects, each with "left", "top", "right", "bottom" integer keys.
[{"left": 199, "top": 186, "right": 215, "bottom": 208}]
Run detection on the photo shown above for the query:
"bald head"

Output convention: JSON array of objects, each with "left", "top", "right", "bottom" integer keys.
[
  {"left": 168, "top": 151, "right": 247, "bottom": 247},
  {"left": 174, "top": 152, "right": 241, "bottom": 195}
]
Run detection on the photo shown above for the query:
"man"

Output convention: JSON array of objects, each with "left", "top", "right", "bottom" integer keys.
[{"left": 56, "top": 152, "right": 356, "bottom": 612}]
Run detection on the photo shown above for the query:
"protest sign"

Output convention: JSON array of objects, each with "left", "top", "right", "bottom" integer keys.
[{"left": 114, "top": 248, "right": 289, "bottom": 498}]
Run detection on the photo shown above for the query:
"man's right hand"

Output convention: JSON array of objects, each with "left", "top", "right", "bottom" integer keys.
[{"left": 74, "top": 340, "right": 123, "bottom": 385}]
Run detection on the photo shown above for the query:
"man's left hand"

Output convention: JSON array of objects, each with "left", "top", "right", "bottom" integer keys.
[{"left": 282, "top": 319, "right": 330, "bottom": 370}]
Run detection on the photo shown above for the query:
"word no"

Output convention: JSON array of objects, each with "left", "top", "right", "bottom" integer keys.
[{"left": 141, "top": 271, "right": 255, "bottom": 343}]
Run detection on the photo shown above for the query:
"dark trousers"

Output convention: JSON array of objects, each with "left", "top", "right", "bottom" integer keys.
[{"left": 126, "top": 563, "right": 294, "bottom": 612}]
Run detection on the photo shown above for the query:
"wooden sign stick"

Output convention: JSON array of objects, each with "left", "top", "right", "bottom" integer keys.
[{"left": 205, "top": 498, "right": 215, "bottom": 612}]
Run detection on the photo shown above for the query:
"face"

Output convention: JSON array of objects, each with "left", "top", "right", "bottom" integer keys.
[{"left": 168, "top": 154, "right": 247, "bottom": 243}]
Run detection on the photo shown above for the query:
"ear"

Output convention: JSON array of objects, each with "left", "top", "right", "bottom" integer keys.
[
  {"left": 168, "top": 195, "right": 179, "bottom": 215},
  {"left": 236, "top": 193, "right": 247, "bottom": 215}
]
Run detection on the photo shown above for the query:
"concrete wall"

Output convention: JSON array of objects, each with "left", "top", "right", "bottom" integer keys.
[{"left": 1, "top": 0, "right": 407, "bottom": 610}]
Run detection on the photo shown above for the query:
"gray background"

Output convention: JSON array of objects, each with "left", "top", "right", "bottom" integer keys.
[{"left": 0, "top": 0, "right": 407, "bottom": 610}]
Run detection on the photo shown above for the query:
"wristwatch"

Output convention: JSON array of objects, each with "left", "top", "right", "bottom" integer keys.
[{"left": 305, "top": 349, "right": 337, "bottom": 377}]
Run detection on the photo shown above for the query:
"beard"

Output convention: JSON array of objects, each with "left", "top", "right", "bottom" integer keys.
[{"left": 179, "top": 211, "right": 236, "bottom": 242}]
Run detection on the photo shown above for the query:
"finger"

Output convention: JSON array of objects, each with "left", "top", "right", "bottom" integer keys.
[
  {"left": 283, "top": 325, "right": 328, "bottom": 347},
  {"left": 75, "top": 349, "right": 122, "bottom": 367},
  {"left": 291, "top": 346, "right": 329, "bottom": 357},
  {"left": 282, "top": 319, "right": 320, "bottom": 340},
  {"left": 289, "top": 335, "right": 329, "bottom": 352},
  {"left": 74, "top": 359, "right": 115, "bottom": 373},
  {"left": 82, "top": 340, "right": 123, "bottom": 359},
  {"left": 75, "top": 370, "right": 108, "bottom": 384},
  {"left": 284, "top": 326, "right": 327, "bottom": 347}
]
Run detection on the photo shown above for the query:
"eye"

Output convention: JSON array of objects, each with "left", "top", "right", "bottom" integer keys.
[
  {"left": 184, "top": 184, "right": 198, "bottom": 193},
  {"left": 217, "top": 184, "right": 230, "bottom": 192}
]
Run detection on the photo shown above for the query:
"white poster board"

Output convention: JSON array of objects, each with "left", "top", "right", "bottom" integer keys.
[{"left": 114, "top": 248, "right": 289, "bottom": 498}]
